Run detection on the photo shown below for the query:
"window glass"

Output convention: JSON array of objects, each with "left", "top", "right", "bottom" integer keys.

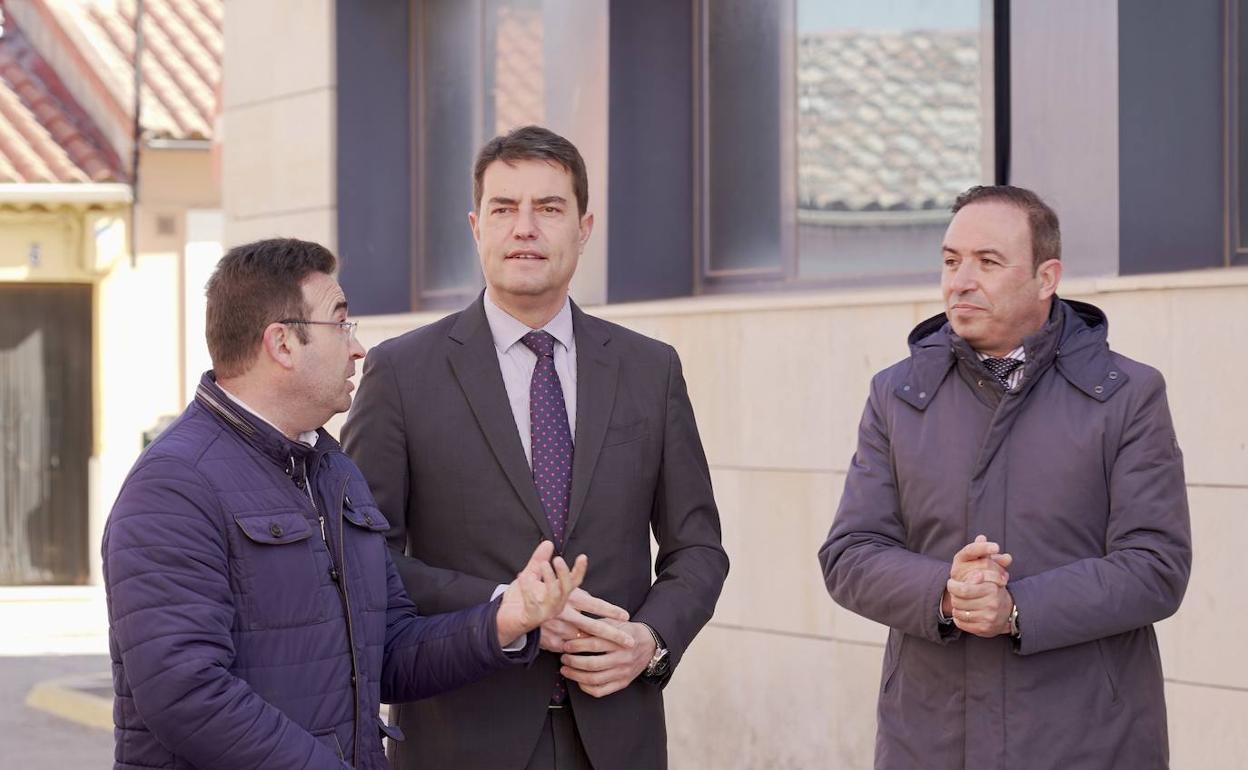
[
  {"left": 796, "top": 0, "right": 987, "bottom": 279},
  {"left": 706, "top": 0, "right": 784, "bottom": 274}
]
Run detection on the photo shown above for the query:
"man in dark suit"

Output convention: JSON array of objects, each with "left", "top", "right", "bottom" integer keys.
[{"left": 341, "top": 126, "right": 729, "bottom": 770}]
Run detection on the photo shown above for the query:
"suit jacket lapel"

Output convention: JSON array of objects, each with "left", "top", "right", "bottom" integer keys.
[
  {"left": 447, "top": 296, "right": 555, "bottom": 543},
  {"left": 567, "top": 303, "right": 618, "bottom": 540}
]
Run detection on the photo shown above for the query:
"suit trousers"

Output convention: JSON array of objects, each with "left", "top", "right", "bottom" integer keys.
[{"left": 525, "top": 704, "right": 594, "bottom": 770}]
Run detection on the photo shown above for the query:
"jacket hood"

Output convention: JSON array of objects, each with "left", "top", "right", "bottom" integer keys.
[
  {"left": 906, "top": 297, "right": 1107, "bottom": 352},
  {"left": 897, "top": 298, "right": 1125, "bottom": 409}
]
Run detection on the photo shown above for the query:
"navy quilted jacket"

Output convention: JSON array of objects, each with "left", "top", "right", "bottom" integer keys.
[{"left": 103, "top": 373, "right": 536, "bottom": 769}]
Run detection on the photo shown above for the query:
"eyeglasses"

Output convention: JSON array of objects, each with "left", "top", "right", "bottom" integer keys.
[{"left": 279, "top": 319, "right": 359, "bottom": 342}]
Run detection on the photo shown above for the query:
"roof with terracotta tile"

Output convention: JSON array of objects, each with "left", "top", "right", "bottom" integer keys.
[
  {"left": 49, "top": 0, "right": 222, "bottom": 141},
  {"left": 0, "top": 20, "right": 123, "bottom": 182},
  {"left": 798, "top": 29, "right": 984, "bottom": 213}
]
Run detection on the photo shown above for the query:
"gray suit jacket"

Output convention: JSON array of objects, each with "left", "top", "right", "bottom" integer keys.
[{"left": 341, "top": 295, "right": 729, "bottom": 770}]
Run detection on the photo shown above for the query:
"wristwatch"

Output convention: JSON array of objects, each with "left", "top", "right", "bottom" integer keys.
[
  {"left": 1008, "top": 603, "right": 1022, "bottom": 639},
  {"left": 641, "top": 623, "right": 669, "bottom": 678}
]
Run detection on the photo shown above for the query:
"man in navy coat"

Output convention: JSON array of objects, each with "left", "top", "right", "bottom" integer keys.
[{"left": 104, "top": 238, "right": 586, "bottom": 769}]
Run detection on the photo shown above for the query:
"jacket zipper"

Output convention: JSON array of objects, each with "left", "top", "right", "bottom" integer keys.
[
  {"left": 333, "top": 474, "right": 361, "bottom": 764},
  {"left": 301, "top": 457, "right": 361, "bottom": 763}
]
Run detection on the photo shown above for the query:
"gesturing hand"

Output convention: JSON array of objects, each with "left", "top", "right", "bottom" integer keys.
[
  {"left": 496, "top": 541, "right": 587, "bottom": 648},
  {"left": 559, "top": 620, "right": 656, "bottom": 698},
  {"left": 539, "top": 588, "right": 634, "bottom": 653}
]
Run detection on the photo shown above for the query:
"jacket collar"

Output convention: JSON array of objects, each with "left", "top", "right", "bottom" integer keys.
[
  {"left": 194, "top": 371, "right": 339, "bottom": 467},
  {"left": 896, "top": 297, "right": 1125, "bottom": 409}
]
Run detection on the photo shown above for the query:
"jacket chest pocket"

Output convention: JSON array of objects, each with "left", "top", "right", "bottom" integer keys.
[
  {"left": 232, "top": 511, "right": 330, "bottom": 630},
  {"left": 342, "top": 495, "right": 392, "bottom": 612},
  {"left": 595, "top": 418, "right": 650, "bottom": 490}
]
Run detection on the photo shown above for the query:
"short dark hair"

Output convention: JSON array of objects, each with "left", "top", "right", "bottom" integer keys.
[
  {"left": 473, "top": 125, "right": 589, "bottom": 216},
  {"left": 205, "top": 238, "right": 337, "bottom": 378},
  {"left": 951, "top": 185, "right": 1061, "bottom": 271}
]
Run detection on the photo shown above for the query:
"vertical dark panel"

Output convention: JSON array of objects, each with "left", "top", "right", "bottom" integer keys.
[
  {"left": 606, "top": 0, "right": 695, "bottom": 302},
  {"left": 1118, "top": 0, "right": 1223, "bottom": 273},
  {"left": 0, "top": 284, "right": 91, "bottom": 585},
  {"left": 336, "top": 0, "right": 413, "bottom": 313},
  {"left": 1234, "top": 0, "right": 1248, "bottom": 264},
  {"left": 993, "top": 0, "right": 1010, "bottom": 185}
]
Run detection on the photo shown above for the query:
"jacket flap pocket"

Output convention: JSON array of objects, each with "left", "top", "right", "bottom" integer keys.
[
  {"left": 343, "top": 497, "right": 390, "bottom": 533},
  {"left": 312, "top": 728, "right": 345, "bottom": 759},
  {"left": 603, "top": 418, "right": 646, "bottom": 447},
  {"left": 234, "top": 511, "right": 313, "bottom": 545}
]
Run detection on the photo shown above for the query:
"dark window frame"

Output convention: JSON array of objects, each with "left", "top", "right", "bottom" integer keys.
[{"left": 1226, "top": 0, "right": 1248, "bottom": 266}]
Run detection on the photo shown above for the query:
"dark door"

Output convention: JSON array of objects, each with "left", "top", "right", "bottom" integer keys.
[{"left": 0, "top": 284, "right": 92, "bottom": 584}]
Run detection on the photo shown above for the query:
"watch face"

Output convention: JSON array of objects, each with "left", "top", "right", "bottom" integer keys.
[{"left": 648, "top": 649, "right": 670, "bottom": 676}]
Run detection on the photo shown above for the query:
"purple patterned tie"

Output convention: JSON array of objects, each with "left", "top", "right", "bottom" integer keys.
[
  {"left": 521, "top": 330, "right": 574, "bottom": 704},
  {"left": 522, "top": 330, "right": 573, "bottom": 546}
]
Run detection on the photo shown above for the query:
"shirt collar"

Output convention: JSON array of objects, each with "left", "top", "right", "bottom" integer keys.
[
  {"left": 218, "top": 385, "right": 319, "bottom": 447},
  {"left": 483, "top": 290, "right": 574, "bottom": 353},
  {"left": 976, "top": 345, "right": 1026, "bottom": 363}
]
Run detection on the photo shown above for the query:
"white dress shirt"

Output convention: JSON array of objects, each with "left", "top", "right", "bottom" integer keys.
[{"left": 482, "top": 290, "right": 577, "bottom": 467}]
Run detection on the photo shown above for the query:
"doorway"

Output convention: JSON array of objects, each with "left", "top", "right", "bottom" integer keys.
[{"left": 0, "top": 284, "right": 92, "bottom": 584}]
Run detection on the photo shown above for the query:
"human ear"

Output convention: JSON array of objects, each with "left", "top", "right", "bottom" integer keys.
[
  {"left": 578, "top": 212, "right": 594, "bottom": 252},
  {"left": 261, "top": 322, "right": 296, "bottom": 370},
  {"left": 1036, "top": 259, "right": 1062, "bottom": 299}
]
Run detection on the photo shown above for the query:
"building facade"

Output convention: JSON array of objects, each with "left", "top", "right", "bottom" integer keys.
[
  {"left": 222, "top": 1, "right": 1246, "bottom": 766},
  {"left": 0, "top": 0, "right": 221, "bottom": 587}
]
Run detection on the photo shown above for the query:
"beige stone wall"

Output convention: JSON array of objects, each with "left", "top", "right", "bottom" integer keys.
[
  {"left": 347, "top": 269, "right": 1248, "bottom": 769},
  {"left": 221, "top": 0, "right": 337, "bottom": 250}
]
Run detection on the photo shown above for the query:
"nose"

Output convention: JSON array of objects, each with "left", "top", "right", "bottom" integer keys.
[
  {"left": 949, "top": 261, "right": 979, "bottom": 295},
  {"left": 349, "top": 335, "right": 365, "bottom": 360},
  {"left": 512, "top": 204, "right": 537, "bottom": 240}
]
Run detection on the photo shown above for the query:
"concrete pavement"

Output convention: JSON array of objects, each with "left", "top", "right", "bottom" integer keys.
[{"left": 0, "top": 586, "right": 113, "bottom": 767}]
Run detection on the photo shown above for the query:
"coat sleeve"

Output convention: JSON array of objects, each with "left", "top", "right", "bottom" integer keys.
[
  {"left": 103, "top": 458, "right": 350, "bottom": 770},
  {"left": 341, "top": 341, "right": 499, "bottom": 612},
  {"left": 631, "top": 347, "right": 731, "bottom": 680},
  {"left": 818, "top": 375, "right": 958, "bottom": 643},
  {"left": 1007, "top": 368, "right": 1192, "bottom": 655},
  {"left": 380, "top": 553, "right": 537, "bottom": 703}
]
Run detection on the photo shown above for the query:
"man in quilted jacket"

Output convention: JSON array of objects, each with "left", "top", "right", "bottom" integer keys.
[{"left": 103, "top": 238, "right": 586, "bottom": 769}]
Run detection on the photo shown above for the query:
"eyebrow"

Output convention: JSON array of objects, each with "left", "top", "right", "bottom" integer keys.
[
  {"left": 334, "top": 300, "right": 348, "bottom": 314},
  {"left": 942, "top": 245, "right": 1007, "bottom": 259},
  {"left": 485, "top": 195, "right": 568, "bottom": 208}
]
